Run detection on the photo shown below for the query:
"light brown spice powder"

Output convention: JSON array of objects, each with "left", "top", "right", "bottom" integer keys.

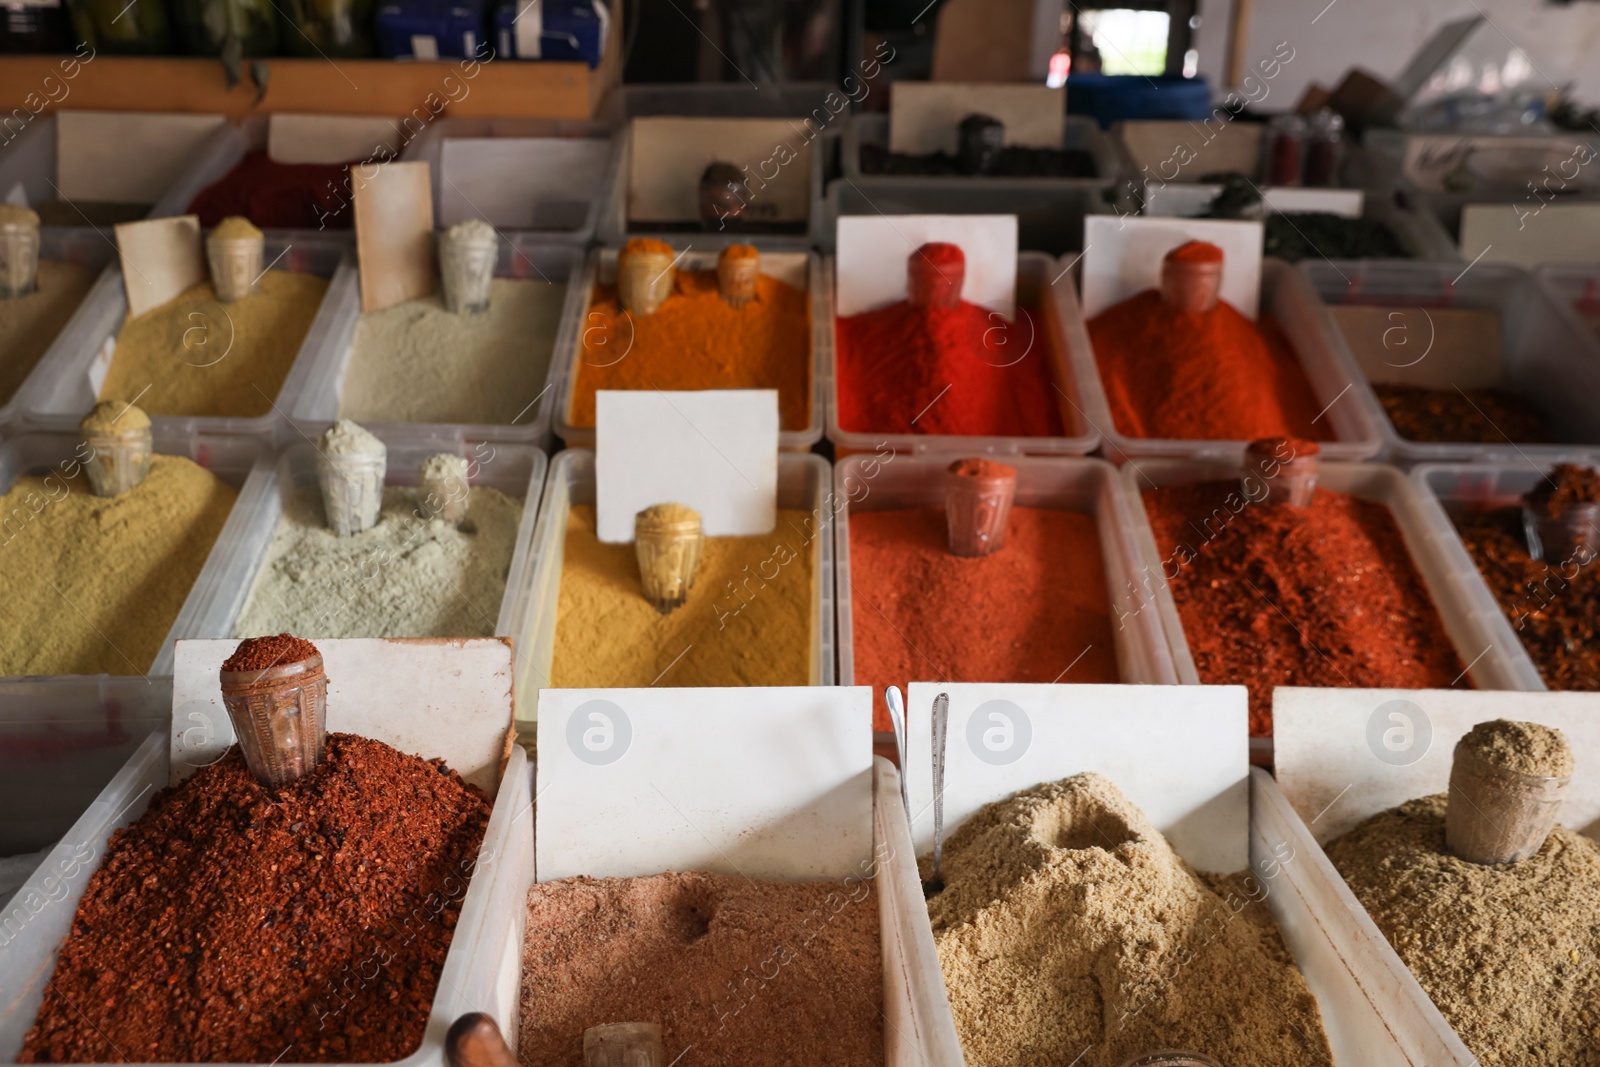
[{"left": 1457, "top": 718, "right": 1574, "bottom": 778}]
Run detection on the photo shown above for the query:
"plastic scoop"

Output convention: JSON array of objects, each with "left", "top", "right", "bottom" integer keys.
[
  {"left": 945, "top": 457, "right": 1017, "bottom": 557},
  {"left": 1521, "top": 465, "right": 1600, "bottom": 563},
  {"left": 440, "top": 218, "right": 498, "bottom": 314},
  {"left": 716, "top": 244, "right": 759, "bottom": 308},
  {"left": 584, "top": 1023, "right": 664, "bottom": 1067},
  {"left": 923, "top": 692, "right": 949, "bottom": 899},
  {"left": 698, "top": 161, "right": 749, "bottom": 229},
  {"left": 80, "top": 400, "right": 153, "bottom": 498},
  {"left": 206, "top": 216, "right": 265, "bottom": 303},
  {"left": 617, "top": 237, "right": 677, "bottom": 317},
  {"left": 1446, "top": 719, "right": 1572, "bottom": 865},
  {"left": 1242, "top": 437, "right": 1320, "bottom": 508},
  {"left": 634, "top": 503, "right": 704, "bottom": 614},
  {"left": 1120, "top": 1053, "right": 1223, "bottom": 1067},
  {"left": 957, "top": 112, "right": 1005, "bottom": 175},
  {"left": 418, "top": 452, "right": 471, "bottom": 525},
  {"left": 445, "top": 1013, "right": 521, "bottom": 1067},
  {"left": 1160, "top": 241, "right": 1224, "bottom": 314},
  {"left": 0, "top": 203, "right": 41, "bottom": 298},
  {"left": 317, "top": 419, "right": 386, "bottom": 536},
  {"left": 218, "top": 635, "right": 328, "bottom": 790},
  {"left": 908, "top": 242, "right": 965, "bottom": 309}
]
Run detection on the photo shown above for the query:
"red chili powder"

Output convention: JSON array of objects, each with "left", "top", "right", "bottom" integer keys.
[
  {"left": 188, "top": 150, "right": 354, "bottom": 230},
  {"left": 948, "top": 457, "right": 1015, "bottom": 479},
  {"left": 1140, "top": 481, "right": 1467, "bottom": 735},
  {"left": 223, "top": 633, "right": 321, "bottom": 672},
  {"left": 1088, "top": 290, "right": 1330, "bottom": 441},
  {"left": 850, "top": 506, "right": 1119, "bottom": 731},
  {"left": 835, "top": 302, "right": 1064, "bottom": 437}
]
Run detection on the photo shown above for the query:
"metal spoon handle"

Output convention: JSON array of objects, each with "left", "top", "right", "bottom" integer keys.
[
  {"left": 885, "top": 686, "right": 910, "bottom": 817},
  {"left": 932, "top": 692, "right": 949, "bottom": 878}
]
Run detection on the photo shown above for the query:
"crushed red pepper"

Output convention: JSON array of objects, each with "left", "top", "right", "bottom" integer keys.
[
  {"left": 222, "top": 633, "right": 321, "bottom": 672},
  {"left": 1373, "top": 383, "right": 1552, "bottom": 444}
]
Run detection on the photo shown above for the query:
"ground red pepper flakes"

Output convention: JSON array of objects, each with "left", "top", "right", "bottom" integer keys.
[
  {"left": 947, "top": 457, "right": 1014, "bottom": 478},
  {"left": 188, "top": 151, "right": 354, "bottom": 231},
  {"left": 223, "top": 633, "right": 321, "bottom": 672},
  {"left": 1525, "top": 463, "right": 1600, "bottom": 518},
  {"left": 1140, "top": 482, "right": 1467, "bottom": 735},
  {"left": 19, "top": 733, "right": 492, "bottom": 1064},
  {"left": 1373, "top": 383, "right": 1553, "bottom": 444}
]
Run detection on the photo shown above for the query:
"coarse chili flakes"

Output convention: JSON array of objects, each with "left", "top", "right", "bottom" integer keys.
[
  {"left": 223, "top": 633, "right": 321, "bottom": 672},
  {"left": 19, "top": 733, "right": 492, "bottom": 1064},
  {"left": 1373, "top": 383, "right": 1552, "bottom": 444}
]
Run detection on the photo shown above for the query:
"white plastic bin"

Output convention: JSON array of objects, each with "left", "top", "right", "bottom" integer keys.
[
  {"left": 0, "top": 733, "right": 534, "bottom": 1067},
  {"left": 825, "top": 251, "right": 1100, "bottom": 457},
  {"left": 291, "top": 237, "right": 582, "bottom": 449},
  {"left": 22, "top": 234, "right": 355, "bottom": 444},
  {"left": 0, "top": 430, "right": 266, "bottom": 679},
  {"left": 555, "top": 243, "right": 824, "bottom": 451},
  {"left": 1060, "top": 255, "right": 1379, "bottom": 463},
  {"left": 513, "top": 449, "right": 834, "bottom": 723},
  {"left": 833, "top": 454, "right": 1179, "bottom": 720},
  {"left": 1301, "top": 258, "right": 1600, "bottom": 465}
]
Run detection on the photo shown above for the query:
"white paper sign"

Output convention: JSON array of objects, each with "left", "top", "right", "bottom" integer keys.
[
  {"left": 1275, "top": 687, "right": 1600, "bottom": 844},
  {"left": 57, "top": 111, "right": 226, "bottom": 205},
  {"left": 1081, "top": 215, "right": 1263, "bottom": 320},
  {"left": 438, "top": 137, "right": 611, "bottom": 229},
  {"left": 888, "top": 83, "right": 1064, "bottom": 154},
  {"left": 595, "top": 389, "right": 779, "bottom": 543},
  {"left": 1143, "top": 184, "right": 1364, "bottom": 219},
  {"left": 1461, "top": 202, "right": 1600, "bottom": 269},
  {"left": 536, "top": 687, "right": 874, "bottom": 881},
  {"left": 835, "top": 214, "right": 1017, "bottom": 319},
  {"left": 170, "top": 638, "right": 516, "bottom": 795},
  {"left": 268, "top": 113, "right": 403, "bottom": 165},
  {"left": 903, "top": 683, "right": 1249, "bottom": 872},
  {"left": 114, "top": 215, "right": 204, "bottom": 319}
]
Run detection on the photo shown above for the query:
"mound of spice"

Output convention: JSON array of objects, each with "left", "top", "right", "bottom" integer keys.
[
  {"left": 19, "top": 732, "right": 492, "bottom": 1063},
  {"left": 98, "top": 270, "right": 329, "bottom": 418},
  {"left": 929, "top": 773, "right": 1332, "bottom": 1067},
  {"left": 1140, "top": 480, "right": 1465, "bottom": 734},
  {"left": 552, "top": 506, "right": 813, "bottom": 688},
  {"left": 0, "top": 260, "right": 97, "bottom": 406},
  {"left": 1373, "top": 382, "right": 1552, "bottom": 444},
  {"left": 571, "top": 267, "right": 811, "bottom": 432},
  {"left": 338, "top": 279, "right": 564, "bottom": 426},
  {"left": 223, "top": 631, "right": 321, "bottom": 671},
  {"left": 188, "top": 150, "right": 355, "bottom": 230},
  {"left": 849, "top": 505, "right": 1118, "bottom": 732},
  {"left": 519, "top": 871, "right": 882, "bottom": 1067},
  {"left": 234, "top": 485, "right": 521, "bottom": 639},
  {"left": 1262, "top": 212, "right": 1408, "bottom": 261},
  {"left": 0, "top": 454, "right": 237, "bottom": 676},
  {"left": 859, "top": 142, "right": 1097, "bottom": 178}
]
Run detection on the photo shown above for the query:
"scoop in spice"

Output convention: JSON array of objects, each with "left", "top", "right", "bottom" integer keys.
[
  {"left": 419, "top": 451, "right": 472, "bottom": 525},
  {"left": 945, "top": 457, "right": 1016, "bottom": 556},
  {"left": 441, "top": 218, "right": 498, "bottom": 314},
  {"left": 317, "top": 418, "right": 386, "bottom": 535},
  {"left": 956, "top": 113, "right": 1006, "bottom": 175},
  {"left": 1161, "top": 240, "right": 1225, "bottom": 314},
  {"left": 698, "top": 161, "right": 749, "bottom": 229},
  {"left": 79, "top": 399, "right": 153, "bottom": 497},
  {"left": 1446, "top": 719, "right": 1573, "bottom": 865},
  {"left": 584, "top": 1023, "right": 665, "bottom": 1067},
  {"left": 1521, "top": 463, "right": 1600, "bottom": 563},
  {"left": 0, "top": 201, "right": 41, "bottom": 298},
  {"left": 219, "top": 633, "right": 328, "bottom": 789},
  {"left": 617, "top": 237, "right": 677, "bottom": 316},
  {"left": 1243, "top": 436, "right": 1320, "bottom": 507},
  {"left": 206, "top": 214, "right": 266, "bottom": 303},
  {"left": 446, "top": 1013, "right": 523, "bottom": 1067},
  {"left": 634, "top": 503, "right": 704, "bottom": 614},
  {"left": 715, "top": 244, "right": 759, "bottom": 308},
  {"left": 907, "top": 241, "right": 964, "bottom": 308},
  {"left": 1121, "top": 1055, "right": 1223, "bottom": 1067}
]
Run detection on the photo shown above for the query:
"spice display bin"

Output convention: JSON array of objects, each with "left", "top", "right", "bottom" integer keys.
[
  {"left": 1533, "top": 262, "right": 1600, "bottom": 361},
  {"left": 399, "top": 117, "right": 617, "bottom": 247},
  {"left": 0, "top": 730, "right": 534, "bottom": 1067},
  {"left": 824, "top": 252, "right": 1100, "bottom": 458},
  {"left": 0, "top": 430, "right": 267, "bottom": 679},
  {"left": 1064, "top": 256, "right": 1383, "bottom": 464},
  {"left": 1410, "top": 461, "right": 1574, "bottom": 691},
  {"left": 555, "top": 243, "right": 825, "bottom": 452},
  {"left": 1301, "top": 259, "right": 1600, "bottom": 466},
  {"left": 833, "top": 454, "right": 1180, "bottom": 712},
  {"left": 187, "top": 437, "right": 547, "bottom": 647},
  {"left": 291, "top": 239, "right": 584, "bottom": 450},
  {"left": 513, "top": 449, "right": 835, "bottom": 723},
  {"left": 1117, "top": 458, "right": 1527, "bottom": 736},
  {"left": 21, "top": 234, "right": 355, "bottom": 444},
  {"left": 0, "top": 228, "right": 119, "bottom": 433}
]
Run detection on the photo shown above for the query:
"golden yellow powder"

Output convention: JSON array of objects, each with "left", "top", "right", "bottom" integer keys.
[
  {"left": 0, "top": 260, "right": 97, "bottom": 406},
  {"left": 0, "top": 454, "right": 238, "bottom": 675},
  {"left": 550, "top": 505, "right": 816, "bottom": 688},
  {"left": 98, "top": 270, "right": 329, "bottom": 418}
]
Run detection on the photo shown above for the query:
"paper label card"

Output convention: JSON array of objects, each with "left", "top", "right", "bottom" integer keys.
[
  {"left": 835, "top": 214, "right": 1017, "bottom": 318},
  {"left": 536, "top": 687, "right": 873, "bottom": 881},
  {"left": 57, "top": 111, "right": 226, "bottom": 205},
  {"left": 115, "top": 215, "right": 203, "bottom": 319},
  {"left": 903, "top": 683, "right": 1249, "bottom": 872},
  {"left": 171, "top": 638, "right": 516, "bottom": 795},
  {"left": 1120, "top": 120, "right": 1263, "bottom": 183},
  {"left": 1400, "top": 135, "right": 1600, "bottom": 196},
  {"left": 1081, "top": 215, "right": 1263, "bottom": 320},
  {"left": 1145, "top": 184, "right": 1364, "bottom": 219},
  {"left": 439, "top": 137, "right": 612, "bottom": 229},
  {"left": 595, "top": 389, "right": 779, "bottom": 543},
  {"left": 1461, "top": 202, "right": 1600, "bottom": 269},
  {"left": 268, "top": 113, "right": 404, "bottom": 166},
  {"left": 354, "top": 161, "right": 436, "bottom": 313},
  {"left": 888, "top": 83, "right": 1064, "bottom": 154},
  {"left": 628, "top": 117, "right": 812, "bottom": 225}
]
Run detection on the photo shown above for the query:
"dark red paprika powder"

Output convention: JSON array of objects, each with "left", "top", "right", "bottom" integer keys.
[
  {"left": 188, "top": 150, "right": 356, "bottom": 230},
  {"left": 223, "top": 632, "right": 320, "bottom": 672}
]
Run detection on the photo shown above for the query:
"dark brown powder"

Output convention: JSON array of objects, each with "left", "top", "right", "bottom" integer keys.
[
  {"left": 1458, "top": 718, "right": 1574, "bottom": 778},
  {"left": 223, "top": 633, "right": 322, "bottom": 672},
  {"left": 1373, "top": 383, "right": 1553, "bottom": 444},
  {"left": 20, "top": 733, "right": 492, "bottom": 1063},
  {"left": 518, "top": 871, "right": 883, "bottom": 1067},
  {"left": 1525, "top": 463, "right": 1600, "bottom": 519}
]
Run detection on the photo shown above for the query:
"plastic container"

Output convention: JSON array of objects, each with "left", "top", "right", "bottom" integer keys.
[
  {"left": 556, "top": 243, "right": 824, "bottom": 452},
  {"left": 1532, "top": 262, "right": 1600, "bottom": 361},
  {"left": 825, "top": 252, "right": 1100, "bottom": 458},
  {"left": 1301, "top": 259, "right": 1600, "bottom": 465},
  {"left": 1060, "top": 255, "right": 1380, "bottom": 463},
  {"left": 833, "top": 454, "right": 1181, "bottom": 728},
  {"left": 513, "top": 449, "right": 834, "bottom": 723},
  {"left": 291, "top": 238, "right": 583, "bottom": 450},
  {"left": 0, "top": 430, "right": 267, "bottom": 679},
  {"left": 400, "top": 117, "right": 617, "bottom": 247},
  {"left": 0, "top": 731, "right": 534, "bottom": 1067},
  {"left": 1066, "top": 74, "right": 1214, "bottom": 128},
  {"left": 1118, "top": 458, "right": 1528, "bottom": 733},
  {"left": 21, "top": 235, "right": 355, "bottom": 445},
  {"left": 196, "top": 437, "right": 547, "bottom": 646}
]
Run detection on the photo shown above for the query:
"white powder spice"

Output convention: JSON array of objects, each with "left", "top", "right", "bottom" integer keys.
[{"left": 337, "top": 278, "right": 565, "bottom": 426}]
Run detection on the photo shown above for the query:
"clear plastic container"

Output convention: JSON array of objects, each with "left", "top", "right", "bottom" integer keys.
[
  {"left": 556, "top": 243, "right": 825, "bottom": 452},
  {"left": 0, "top": 430, "right": 268, "bottom": 679},
  {"left": 825, "top": 252, "right": 1100, "bottom": 458},
  {"left": 0, "top": 730, "right": 534, "bottom": 1067},
  {"left": 195, "top": 437, "right": 548, "bottom": 646},
  {"left": 291, "top": 238, "right": 584, "bottom": 451},
  {"left": 1532, "top": 262, "right": 1600, "bottom": 361},
  {"left": 1059, "top": 255, "right": 1380, "bottom": 463},
  {"left": 833, "top": 454, "right": 1180, "bottom": 721},
  {"left": 512, "top": 449, "right": 834, "bottom": 724},
  {"left": 1301, "top": 258, "right": 1600, "bottom": 465},
  {"left": 21, "top": 234, "right": 355, "bottom": 445}
]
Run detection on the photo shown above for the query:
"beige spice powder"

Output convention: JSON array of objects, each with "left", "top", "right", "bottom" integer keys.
[
  {"left": 0, "top": 260, "right": 96, "bottom": 406},
  {"left": 928, "top": 773, "right": 1333, "bottom": 1067}
]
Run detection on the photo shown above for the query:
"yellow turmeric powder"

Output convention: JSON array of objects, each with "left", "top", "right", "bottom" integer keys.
[{"left": 570, "top": 268, "right": 812, "bottom": 431}]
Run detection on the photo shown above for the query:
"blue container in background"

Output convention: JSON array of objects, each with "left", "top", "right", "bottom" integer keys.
[
  {"left": 493, "top": 0, "right": 607, "bottom": 65},
  {"left": 375, "top": 0, "right": 488, "bottom": 58},
  {"left": 1067, "top": 75, "right": 1212, "bottom": 128}
]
